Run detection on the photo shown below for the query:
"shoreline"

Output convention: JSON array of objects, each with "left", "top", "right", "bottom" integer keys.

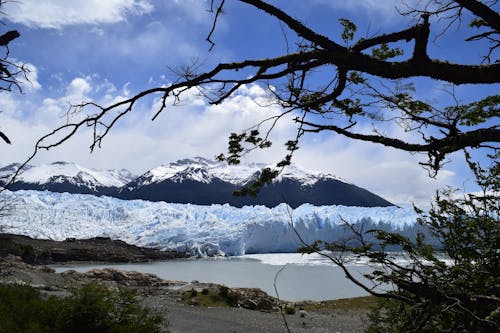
[
  {"left": 1, "top": 233, "right": 373, "bottom": 331},
  {"left": 0, "top": 256, "right": 373, "bottom": 333},
  {"left": 0, "top": 233, "right": 189, "bottom": 265}
]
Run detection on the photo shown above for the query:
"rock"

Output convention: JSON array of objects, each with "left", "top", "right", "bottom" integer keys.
[
  {"left": 61, "top": 268, "right": 166, "bottom": 287},
  {"left": 256, "top": 298, "right": 275, "bottom": 311},
  {"left": 0, "top": 233, "right": 188, "bottom": 265},
  {"left": 0, "top": 254, "right": 54, "bottom": 272},
  {"left": 241, "top": 299, "right": 258, "bottom": 310}
]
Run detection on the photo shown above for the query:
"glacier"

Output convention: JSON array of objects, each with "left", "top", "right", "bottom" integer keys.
[{"left": 0, "top": 190, "right": 418, "bottom": 256}]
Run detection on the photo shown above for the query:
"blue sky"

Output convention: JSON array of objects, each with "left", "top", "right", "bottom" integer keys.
[{"left": 0, "top": 0, "right": 497, "bottom": 205}]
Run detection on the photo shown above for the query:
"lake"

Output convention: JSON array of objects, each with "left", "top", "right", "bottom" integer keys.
[{"left": 53, "top": 253, "right": 382, "bottom": 301}]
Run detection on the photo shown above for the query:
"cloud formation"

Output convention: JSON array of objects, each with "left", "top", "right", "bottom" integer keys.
[
  {"left": 4, "top": 0, "right": 153, "bottom": 28},
  {"left": 310, "top": 0, "right": 403, "bottom": 23},
  {"left": 0, "top": 74, "right": 458, "bottom": 206}
]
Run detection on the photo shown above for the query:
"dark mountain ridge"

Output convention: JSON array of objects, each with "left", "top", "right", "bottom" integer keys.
[{"left": 0, "top": 158, "right": 393, "bottom": 208}]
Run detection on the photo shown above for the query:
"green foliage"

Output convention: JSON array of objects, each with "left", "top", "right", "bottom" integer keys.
[
  {"left": 0, "top": 283, "right": 166, "bottom": 333},
  {"left": 339, "top": 18, "right": 357, "bottom": 44},
  {"left": 20, "top": 244, "right": 36, "bottom": 263},
  {"left": 347, "top": 71, "right": 366, "bottom": 84},
  {"left": 469, "top": 18, "right": 487, "bottom": 28},
  {"left": 233, "top": 167, "right": 279, "bottom": 197},
  {"left": 336, "top": 97, "right": 364, "bottom": 116},
  {"left": 371, "top": 43, "right": 404, "bottom": 60},
  {"left": 362, "top": 157, "right": 500, "bottom": 332},
  {"left": 284, "top": 305, "right": 296, "bottom": 315},
  {"left": 218, "top": 285, "right": 239, "bottom": 306},
  {"left": 0, "top": 283, "right": 59, "bottom": 333},
  {"left": 393, "top": 93, "right": 432, "bottom": 114},
  {"left": 455, "top": 95, "right": 500, "bottom": 126},
  {"left": 299, "top": 154, "right": 499, "bottom": 332},
  {"left": 217, "top": 131, "right": 272, "bottom": 166},
  {"left": 181, "top": 285, "right": 241, "bottom": 307},
  {"left": 180, "top": 285, "right": 240, "bottom": 308}
]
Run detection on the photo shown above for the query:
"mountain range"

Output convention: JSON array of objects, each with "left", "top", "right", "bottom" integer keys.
[{"left": 0, "top": 157, "right": 393, "bottom": 208}]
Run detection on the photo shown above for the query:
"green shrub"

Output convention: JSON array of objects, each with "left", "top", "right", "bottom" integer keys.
[
  {"left": 284, "top": 306, "right": 296, "bottom": 315},
  {"left": 0, "top": 283, "right": 167, "bottom": 333},
  {"left": 0, "top": 283, "right": 60, "bottom": 333},
  {"left": 218, "top": 285, "right": 238, "bottom": 306},
  {"left": 20, "top": 244, "right": 36, "bottom": 263}
]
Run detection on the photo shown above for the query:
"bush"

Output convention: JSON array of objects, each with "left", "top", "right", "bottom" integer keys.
[
  {"left": 0, "top": 283, "right": 59, "bottom": 333},
  {"left": 218, "top": 285, "right": 238, "bottom": 306},
  {"left": 0, "top": 283, "right": 167, "bottom": 333}
]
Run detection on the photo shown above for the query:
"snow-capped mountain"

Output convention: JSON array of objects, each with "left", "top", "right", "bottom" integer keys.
[
  {"left": 0, "top": 161, "right": 135, "bottom": 195},
  {"left": 119, "top": 157, "right": 393, "bottom": 207},
  {"left": 128, "top": 157, "right": 342, "bottom": 187},
  {"left": 0, "top": 190, "right": 418, "bottom": 256},
  {"left": 1, "top": 157, "right": 393, "bottom": 208}
]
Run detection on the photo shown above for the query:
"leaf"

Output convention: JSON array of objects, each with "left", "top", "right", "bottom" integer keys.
[
  {"left": 339, "top": 18, "right": 357, "bottom": 44},
  {"left": 371, "top": 43, "right": 404, "bottom": 60}
]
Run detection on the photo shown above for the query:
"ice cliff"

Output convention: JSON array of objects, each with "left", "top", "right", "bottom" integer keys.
[{"left": 0, "top": 190, "right": 418, "bottom": 256}]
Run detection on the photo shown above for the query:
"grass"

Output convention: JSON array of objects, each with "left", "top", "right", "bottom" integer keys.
[
  {"left": 180, "top": 284, "right": 378, "bottom": 315},
  {"left": 180, "top": 286, "right": 237, "bottom": 308},
  {"left": 297, "top": 296, "right": 378, "bottom": 313}
]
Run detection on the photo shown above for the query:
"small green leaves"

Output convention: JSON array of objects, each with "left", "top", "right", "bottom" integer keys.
[
  {"left": 394, "top": 93, "right": 431, "bottom": 115},
  {"left": 456, "top": 95, "right": 500, "bottom": 126},
  {"left": 347, "top": 71, "right": 366, "bottom": 84},
  {"left": 245, "top": 129, "right": 262, "bottom": 145},
  {"left": 233, "top": 167, "right": 279, "bottom": 197},
  {"left": 337, "top": 98, "right": 364, "bottom": 116},
  {"left": 219, "top": 129, "right": 273, "bottom": 166},
  {"left": 339, "top": 18, "right": 357, "bottom": 44},
  {"left": 469, "top": 18, "right": 487, "bottom": 28},
  {"left": 285, "top": 140, "right": 299, "bottom": 152},
  {"left": 371, "top": 43, "right": 404, "bottom": 60},
  {"left": 226, "top": 132, "right": 246, "bottom": 164}
]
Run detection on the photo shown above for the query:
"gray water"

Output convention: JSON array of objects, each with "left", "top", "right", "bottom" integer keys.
[{"left": 53, "top": 254, "right": 378, "bottom": 301}]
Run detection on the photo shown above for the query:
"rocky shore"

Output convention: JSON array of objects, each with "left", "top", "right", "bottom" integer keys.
[
  {"left": 0, "top": 233, "right": 188, "bottom": 264},
  {"left": 0, "top": 234, "right": 372, "bottom": 332}
]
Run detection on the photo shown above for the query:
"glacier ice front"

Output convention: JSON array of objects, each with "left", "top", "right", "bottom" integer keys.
[{"left": 1, "top": 190, "right": 418, "bottom": 256}]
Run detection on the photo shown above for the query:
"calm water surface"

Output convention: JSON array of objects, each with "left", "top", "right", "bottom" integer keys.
[{"left": 54, "top": 253, "right": 377, "bottom": 301}]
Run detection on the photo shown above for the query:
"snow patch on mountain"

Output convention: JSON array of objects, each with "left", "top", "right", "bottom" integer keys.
[
  {"left": 0, "top": 161, "right": 135, "bottom": 189},
  {"left": 136, "top": 156, "right": 344, "bottom": 186},
  {"left": 0, "top": 190, "right": 417, "bottom": 256}
]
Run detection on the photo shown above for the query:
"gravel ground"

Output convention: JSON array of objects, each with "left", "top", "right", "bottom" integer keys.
[
  {"left": 1, "top": 259, "right": 370, "bottom": 333},
  {"left": 144, "top": 289, "right": 370, "bottom": 333}
]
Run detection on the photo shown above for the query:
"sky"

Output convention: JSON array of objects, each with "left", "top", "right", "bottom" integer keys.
[{"left": 0, "top": 0, "right": 497, "bottom": 206}]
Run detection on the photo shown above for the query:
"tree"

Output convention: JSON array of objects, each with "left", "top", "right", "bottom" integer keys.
[
  {"left": 0, "top": 1, "right": 25, "bottom": 221},
  {"left": 297, "top": 152, "right": 499, "bottom": 332},
  {"left": 7, "top": 0, "right": 500, "bottom": 331},
  {"left": 18, "top": 0, "right": 498, "bottom": 176},
  {"left": 0, "top": 0, "right": 24, "bottom": 146}
]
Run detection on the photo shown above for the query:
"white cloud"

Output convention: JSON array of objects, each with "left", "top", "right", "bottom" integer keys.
[
  {"left": 66, "top": 78, "right": 92, "bottom": 99},
  {"left": 165, "top": 0, "right": 212, "bottom": 23},
  {"left": 18, "top": 62, "right": 42, "bottom": 92},
  {"left": 0, "top": 78, "right": 460, "bottom": 206},
  {"left": 4, "top": 0, "right": 153, "bottom": 29},
  {"left": 293, "top": 137, "right": 456, "bottom": 207},
  {"left": 311, "top": 0, "right": 403, "bottom": 23}
]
